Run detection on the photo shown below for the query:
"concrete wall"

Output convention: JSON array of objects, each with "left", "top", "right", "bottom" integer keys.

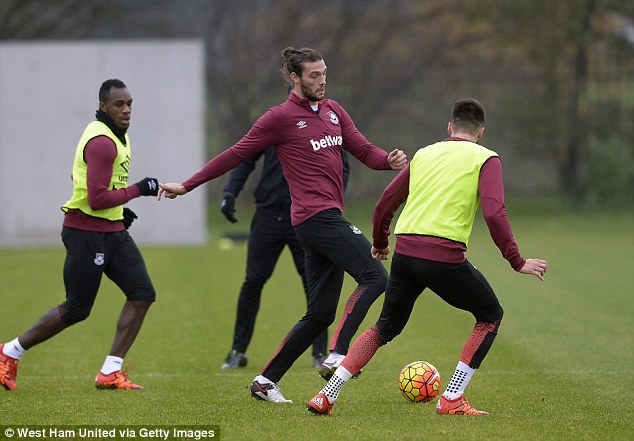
[{"left": 0, "top": 40, "right": 207, "bottom": 247}]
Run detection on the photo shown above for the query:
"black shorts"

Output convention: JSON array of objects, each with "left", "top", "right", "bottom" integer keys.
[{"left": 59, "top": 226, "right": 155, "bottom": 324}]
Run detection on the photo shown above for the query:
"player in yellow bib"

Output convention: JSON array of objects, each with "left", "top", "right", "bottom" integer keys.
[
  {"left": 308, "top": 99, "right": 548, "bottom": 416},
  {"left": 0, "top": 79, "right": 159, "bottom": 391}
]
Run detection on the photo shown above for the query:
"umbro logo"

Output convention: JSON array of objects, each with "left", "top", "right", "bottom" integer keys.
[
  {"left": 120, "top": 156, "right": 130, "bottom": 173},
  {"left": 297, "top": 121, "right": 307, "bottom": 129}
]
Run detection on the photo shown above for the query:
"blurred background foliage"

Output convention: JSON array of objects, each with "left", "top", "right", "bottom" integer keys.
[{"left": 2, "top": 0, "right": 633, "bottom": 210}]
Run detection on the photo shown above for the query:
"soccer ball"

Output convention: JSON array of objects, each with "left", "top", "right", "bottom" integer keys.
[{"left": 398, "top": 361, "right": 441, "bottom": 403}]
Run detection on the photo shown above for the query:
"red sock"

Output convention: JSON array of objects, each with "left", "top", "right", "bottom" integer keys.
[{"left": 341, "top": 325, "right": 385, "bottom": 375}]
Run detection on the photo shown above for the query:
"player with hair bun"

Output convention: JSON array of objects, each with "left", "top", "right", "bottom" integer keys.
[{"left": 159, "top": 47, "right": 407, "bottom": 403}]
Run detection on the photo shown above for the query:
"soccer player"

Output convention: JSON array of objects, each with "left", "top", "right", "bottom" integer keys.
[
  {"left": 158, "top": 47, "right": 407, "bottom": 402},
  {"left": 219, "top": 145, "right": 348, "bottom": 369},
  {"left": 307, "top": 99, "right": 548, "bottom": 416},
  {"left": 0, "top": 79, "right": 159, "bottom": 391}
]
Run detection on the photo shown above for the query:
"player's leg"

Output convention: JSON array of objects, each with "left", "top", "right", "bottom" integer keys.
[
  {"left": 286, "top": 224, "right": 327, "bottom": 364},
  {"left": 430, "top": 260, "right": 502, "bottom": 415},
  {"left": 0, "top": 304, "right": 69, "bottom": 391},
  {"left": 1, "top": 227, "right": 104, "bottom": 390},
  {"left": 256, "top": 250, "right": 342, "bottom": 381},
  {"left": 308, "top": 252, "right": 425, "bottom": 414},
  {"left": 250, "top": 212, "right": 345, "bottom": 402},
  {"left": 313, "top": 213, "right": 387, "bottom": 370},
  {"left": 224, "top": 211, "right": 286, "bottom": 368},
  {"left": 251, "top": 251, "right": 343, "bottom": 403},
  {"left": 97, "top": 231, "right": 155, "bottom": 390}
]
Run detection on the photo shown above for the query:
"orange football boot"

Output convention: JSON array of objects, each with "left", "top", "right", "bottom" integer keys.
[
  {"left": 95, "top": 370, "right": 143, "bottom": 390},
  {"left": 436, "top": 394, "right": 489, "bottom": 415},
  {"left": 307, "top": 393, "right": 333, "bottom": 415},
  {"left": 0, "top": 344, "right": 18, "bottom": 391}
]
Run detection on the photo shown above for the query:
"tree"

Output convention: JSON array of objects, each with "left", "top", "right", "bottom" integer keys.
[
  {"left": 2, "top": 0, "right": 632, "bottom": 205},
  {"left": 463, "top": 0, "right": 634, "bottom": 205}
]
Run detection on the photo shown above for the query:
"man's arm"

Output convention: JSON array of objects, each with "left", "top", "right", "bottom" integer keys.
[
  {"left": 220, "top": 150, "right": 263, "bottom": 223},
  {"left": 480, "top": 157, "right": 548, "bottom": 280},
  {"left": 85, "top": 136, "right": 141, "bottom": 210},
  {"left": 222, "top": 151, "right": 263, "bottom": 198},
  {"left": 159, "top": 110, "right": 279, "bottom": 199},
  {"left": 479, "top": 157, "right": 525, "bottom": 270},
  {"left": 371, "top": 164, "right": 411, "bottom": 255},
  {"left": 342, "top": 150, "right": 350, "bottom": 191}
]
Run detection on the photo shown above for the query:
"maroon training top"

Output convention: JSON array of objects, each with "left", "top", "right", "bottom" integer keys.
[
  {"left": 183, "top": 92, "right": 393, "bottom": 226},
  {"left": 63, "top": 135, "right": 141, "bottom": 232},
  {"left": 372, "top": 156, "right": 526, "bottom": 271}
]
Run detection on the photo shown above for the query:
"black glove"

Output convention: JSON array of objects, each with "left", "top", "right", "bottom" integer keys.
[
  {"left": 220, "top": 193, "right": 238, "bottom": 223},
  {"left": 122, "top": 207, "right": 138, "bottom": 230},
  {"left": 135, "top": 177, "right": 159, "bottom": 196}
]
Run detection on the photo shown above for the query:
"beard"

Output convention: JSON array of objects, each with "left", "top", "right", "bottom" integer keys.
[{"left": 300, "top": 83, "right": 325, "bottom": 102}]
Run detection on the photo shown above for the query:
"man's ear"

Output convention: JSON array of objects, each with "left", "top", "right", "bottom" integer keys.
[{"left": 477, "top": 126, "right": 485, "bottom": 141}]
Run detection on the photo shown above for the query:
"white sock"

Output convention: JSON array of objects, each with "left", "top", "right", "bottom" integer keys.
[
  {"left": 100, "top": 356, "right": 124, "bottom": 375},
  {"left": 3, "top": 338, "right": 26, "bottom": 360},
  {"left": 320, "top": 366, "right": 353, "bottom": 404},
  {"left": 255, "top": 375, "right": 274, "bottom": 385},
  {"left": 443, "top": 361, "right": 475, "bottom": 400}
]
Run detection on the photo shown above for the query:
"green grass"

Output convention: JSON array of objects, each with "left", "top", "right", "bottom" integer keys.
[{"left": 0, "top": 208, "right": 633, "bottom": 440}]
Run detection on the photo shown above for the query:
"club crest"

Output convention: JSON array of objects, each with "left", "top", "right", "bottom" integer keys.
[
  {"left": 94, "top": 253, "right": 105, "bottom": 266},
  {"left": 327, "top": 111, "right": 339, "bottom": 125}
]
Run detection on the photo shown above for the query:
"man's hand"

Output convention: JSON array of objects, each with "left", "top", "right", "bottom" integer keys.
[
  {"left": 388, "top": 149, "right": 407, "bottom": 170},
  {"left": 157, "top": 183, "right": 188, "bottom": 201},
  {"left": 122, "top": 207, "right": 137, "bottom": 230},
  {"left": 135, "top": 177, "right": 159, "bottom": 196},
  {"left": 220, "top": 193, "right": 238, "bottom": 223},
  {"left": 371, "top": 245, "right": 391, "bottom": 261},
  {"left": 519, "top": 258, "right": 549, "bottom": 281}
]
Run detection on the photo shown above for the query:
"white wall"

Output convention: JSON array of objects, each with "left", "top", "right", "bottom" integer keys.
[{"left": 0, "top": 40, "right": 207, "bottom": 247}]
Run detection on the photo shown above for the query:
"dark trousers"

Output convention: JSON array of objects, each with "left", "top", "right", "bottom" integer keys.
[
  {"left": 376, "top": 253, "right": 504, "bottom": 368},
  {"left": 232, "top": 210, "right": 327, "bottom": 359},
  {"left": 59, "top": 226, "right": 155, "bottom": 325},
  {"left": 261, "top": 209, "right": 387, "bottom": 382}
]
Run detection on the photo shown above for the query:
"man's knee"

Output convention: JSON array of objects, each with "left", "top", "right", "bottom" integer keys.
[
  {"left": 480, "top": 304, "right": 503, "bottom": 325},
  {"left": 375, "top": 321, "right": 403, "bottom": 344},
  {"left": 304, "top": 307, "right": 337, "bottom": 330},
  {"left": 58, "top": 303, "right": 91, "bottom": 325},
  {"left": 127, "top": 289, "right": 156, "bottom": 304},
  {"left": 367, "top": 263, "right": 388, "bottom": 289},
  {"left": 242, "top": 274, "right": 269, "bottom": 293}
]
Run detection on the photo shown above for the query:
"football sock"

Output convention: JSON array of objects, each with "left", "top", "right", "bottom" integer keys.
[
  {"left": 321, "top": 366, "right": 353, "bottom": 404},
  {"left": 443, "top": 361, "right": 475, "bottom": 400},
  {"left": 100, "top": 356, "right": 124, "bottom": 375},
  {"left": 340, "top": 325, "right": 384, "bottom": 374},
  {"left": 3, "top": 338, "right": 26, "bottom": 360}
]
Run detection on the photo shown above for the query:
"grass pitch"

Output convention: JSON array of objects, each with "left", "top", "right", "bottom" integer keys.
[{"left": 0, "top": 207, "right": 632, "bottom": 440}]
